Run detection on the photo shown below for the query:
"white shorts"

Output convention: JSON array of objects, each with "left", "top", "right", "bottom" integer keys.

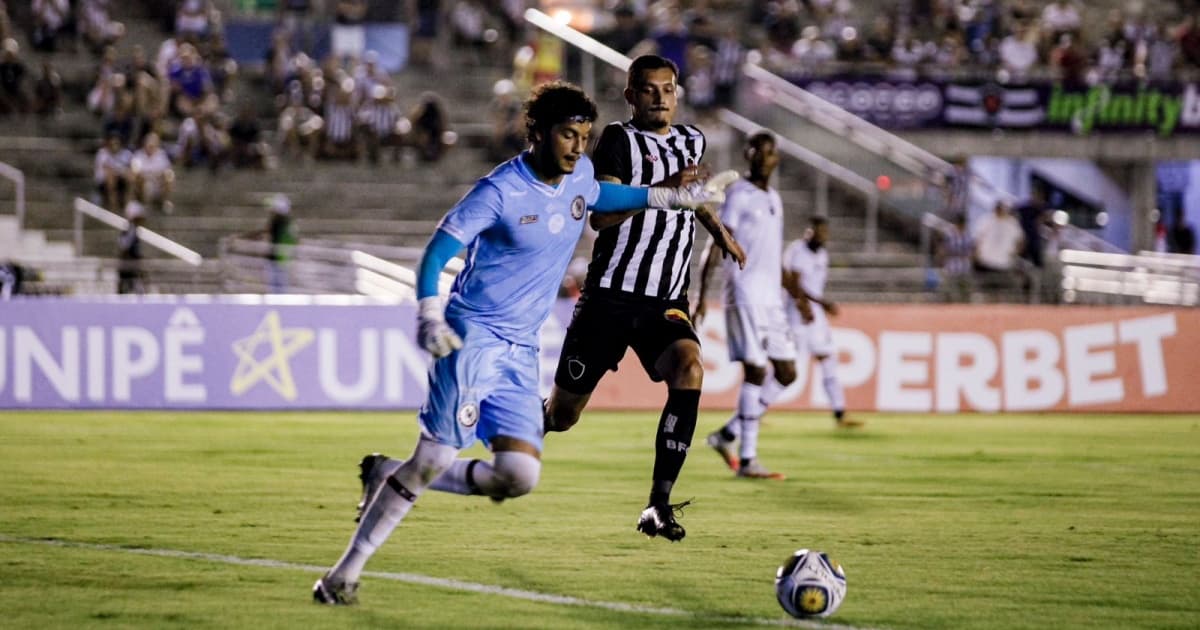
[
  {"left": 788, "top": 302, "right": 834, "bottom": 357},
  {"left": 725, "top": 302, "right": 795, "bottom": 367}
]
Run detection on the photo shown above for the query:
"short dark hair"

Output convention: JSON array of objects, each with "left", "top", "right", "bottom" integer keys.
[
  {"left": 524, "top": 81, "right": 598, "bottom": 144},
  {"left": 810, "top": 215, "right": 828, "bottom": 227},
  {"left": 747, "top": 131, "right": 775, "bottom": 150},
  {"left": 627, "top": 54, "right": 679, "bottom": 88}
]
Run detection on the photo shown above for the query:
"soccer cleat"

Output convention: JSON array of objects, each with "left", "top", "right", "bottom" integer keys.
[
  {"left": 737, "top": 459, "right": 786, "bottom": 480},
  {"left": 636, "top": 500, "right": 691, "bottom": 542},
  {"left": 312, "top": 575, "right": 359, "bottom": 605},
  {"left": 356, "top": 453, "right": 393, "bottom": 523},
  {"left": 835, "top": 416, "right": 865, "bottom": 429},
  {"left": 705, "top": 431, "right": 740, "bottom": 471}
]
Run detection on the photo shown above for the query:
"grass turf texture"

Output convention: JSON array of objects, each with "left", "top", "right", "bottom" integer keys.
[{"left": 1, "top": 410, "right": 1197, "bottom": 629}]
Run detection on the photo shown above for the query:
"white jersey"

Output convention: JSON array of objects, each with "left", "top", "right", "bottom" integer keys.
[
  {"left": 782, "top": 239, "right": 829, "bottom": 301},
  {"left": 719, "top": 179, "right": 784, "bottom": 306}
]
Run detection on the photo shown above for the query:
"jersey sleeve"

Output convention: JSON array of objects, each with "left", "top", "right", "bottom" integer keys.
[
  {"left": 580, "top": 155, "right": 601, "bottom": 206},
  {"left": 436, "top": 180, "right": 504, "bottom": 244},
  {"left": 782, "top": 240, "right": 802, "bottom": 272},
  {"left": 719, "top": 186, "right": 745, "bottom": 233},
  {"left": 591, "top": 123, "right": 632, "bottom": 184}
]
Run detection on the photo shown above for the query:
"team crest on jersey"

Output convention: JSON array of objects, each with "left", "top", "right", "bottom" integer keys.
[
  {"left": 663, "top": 308, "right": 691, "bottom": 325},
  {"left": 569, "top": 195, "right": 586, "bottom": 220},
  {"left": 457, "top": 403, "right": 479, "bottom": 427}
]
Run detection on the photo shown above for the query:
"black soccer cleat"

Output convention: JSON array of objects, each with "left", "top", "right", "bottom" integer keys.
[
  {"left": 356, "top": 453, "right": 391, "bottom": 523},
  {"left": 312, "top": 575, "right": 359, "bottom": 605},
  {"left": 636, "top": 500, "right": 692, "bottom": 542}
]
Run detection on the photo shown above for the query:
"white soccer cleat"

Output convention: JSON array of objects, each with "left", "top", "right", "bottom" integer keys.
[
  {"left": 737, "top": 459, "right": 786, "bottom": 480},
  {"left": 705, "top": 431, "right": 740, "bottom": 472}
]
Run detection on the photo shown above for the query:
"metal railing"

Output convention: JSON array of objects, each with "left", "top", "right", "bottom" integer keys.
[
  {"left": 0, "top": 161, "right": 26, "bottom": 231},
  {"left": 73, "top": 198, "right": 203, "bottom": 265},
  {"left": 1059, "top": 249, "right": 1199, "bottom": 306},
  {"left": 523, "top": 8, "right": 884, "bottom": 251}
]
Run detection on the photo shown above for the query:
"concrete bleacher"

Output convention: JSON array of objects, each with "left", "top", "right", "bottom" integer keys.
[{"left": 0, "top": 1, "right": 942, "bottom": 302}]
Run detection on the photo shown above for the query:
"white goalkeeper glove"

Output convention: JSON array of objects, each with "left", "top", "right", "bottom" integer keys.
[
  {"left": 647, "top": 170, "right": 741, "bottom": 210},
  {"left": 417, "top": 296, "right": 463, "bottom": 359}
]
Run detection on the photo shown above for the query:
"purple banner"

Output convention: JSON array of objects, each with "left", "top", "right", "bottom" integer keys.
[
  {"left": 793, "top": 77, "right": 1200, "bottom": 135},
  {"left": 0, "top": 299, "right": 576, "bottom": 410}
]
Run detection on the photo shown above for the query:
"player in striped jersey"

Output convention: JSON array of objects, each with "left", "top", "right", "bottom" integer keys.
[{"left": 544, "top": 55, "right": 745, "bottom": 542}]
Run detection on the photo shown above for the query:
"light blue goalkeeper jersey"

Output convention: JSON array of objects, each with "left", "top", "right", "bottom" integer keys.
[{"left": 438, "top": 153, "right": 600, "bottom": 347}]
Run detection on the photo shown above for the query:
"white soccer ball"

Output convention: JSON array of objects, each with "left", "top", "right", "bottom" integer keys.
[{"left": 775, "top": 549, "right": 847, "bottom": 618}]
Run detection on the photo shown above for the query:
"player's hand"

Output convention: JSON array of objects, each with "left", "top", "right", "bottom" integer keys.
[
  {"left": 825, "top": 301, "right": 839, "bottom": 317},
  {"left": 720, "top": 233, "right": 747, "bottom": 270},
  {"left": 417, "top": 296, "right": 462, "bottom": 358},
  {"left": 798, "top": 300, "right": 815, "bottom": 323},
  {"left": 692, "top": 300, "right": 707, "bottom": 325}
]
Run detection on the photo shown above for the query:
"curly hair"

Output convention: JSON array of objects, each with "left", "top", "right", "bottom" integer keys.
[{"left": 523, "top": 81, "right": 598, "bottom": 144}]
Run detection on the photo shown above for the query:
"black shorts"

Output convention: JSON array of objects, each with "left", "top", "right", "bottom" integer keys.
[{"left": 553, "top": 289, "right": 700, "bottom": 395}]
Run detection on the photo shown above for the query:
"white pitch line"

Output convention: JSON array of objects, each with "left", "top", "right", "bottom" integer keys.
[{"left": 0, "top": 535, "right": 876, "bottom": 630}]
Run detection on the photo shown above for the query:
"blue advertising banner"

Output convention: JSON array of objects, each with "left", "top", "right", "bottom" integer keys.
[{"left": 795, "top": 77, "right": 1200, "bottom": 135}]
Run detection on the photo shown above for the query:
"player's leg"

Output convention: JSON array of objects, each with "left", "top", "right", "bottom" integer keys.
[
  {"left": 631, "top": 304, "right": 703, "bottom": 541},
  {"left": 545, "top": 295, "right": 630, "bottom": 433},
  {"left": 809, "top": 307, "right": 862, "bottom": 428},
  {"left": 317, "top": 339, "right": 482, "bottom": 604},
  {"left": 706, "top": 302, "right": 761, "bottom": 470}
]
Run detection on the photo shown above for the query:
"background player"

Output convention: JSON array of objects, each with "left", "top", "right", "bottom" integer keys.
[
  {"left": 542, "top": 55, "right": 745, "bottom": 543},
  {"left": 313, "top": 81, "right": 733, "bottom": 605},
  {"left": 783, "top": 217, "right": 864, "bottom": 429},
  {"left": 695, "top": 131, "right": 796, "bottom": 480}
]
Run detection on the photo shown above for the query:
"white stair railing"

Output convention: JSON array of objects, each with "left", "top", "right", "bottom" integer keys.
[{"left": 73, "top": 198, "right": 203, "bottom": 265}]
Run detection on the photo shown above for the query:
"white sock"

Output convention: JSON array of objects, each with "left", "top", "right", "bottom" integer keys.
[
  {"left": 760, "top": 374, "right": 787, "bottom": 411},
  {"left": 429, "top": 459, "right": 478, "bottom": 495},
  {"left": 820, "top": 355, "right": 846, "bottom": 415},
  {"left": 722, "top": 380, "right": 763, "bottom": 437},
  {"left": 327, "top": 440, "right": 457, "bottom": 584},
  {"left": 739, "top": 414, "right": 760, "bottom": 461}
]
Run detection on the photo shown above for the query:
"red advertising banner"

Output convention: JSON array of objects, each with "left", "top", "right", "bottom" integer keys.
[{"left": 588, "top": 305, "right": 1200, "bottom": 413}]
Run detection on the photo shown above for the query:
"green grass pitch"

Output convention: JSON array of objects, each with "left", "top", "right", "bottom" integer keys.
[{"left": 1, "top": 410, "right": 1197, "bottom": 629}]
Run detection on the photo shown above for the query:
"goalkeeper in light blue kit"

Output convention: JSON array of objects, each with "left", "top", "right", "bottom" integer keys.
[{"left": 314, "top": 81, "right": 737, "bottom": 605}]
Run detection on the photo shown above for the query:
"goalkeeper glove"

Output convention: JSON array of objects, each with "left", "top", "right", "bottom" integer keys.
[
  {"left": 417, "top": 296, "right": 463, "bottom": 358},
  {"left": 647, "top": 170, "right": 741, "bottom": 210}
]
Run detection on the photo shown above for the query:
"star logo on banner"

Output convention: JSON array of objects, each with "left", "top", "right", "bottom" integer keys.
[{"left": 230, "top": 311, "right": 314, "bottom": 400}]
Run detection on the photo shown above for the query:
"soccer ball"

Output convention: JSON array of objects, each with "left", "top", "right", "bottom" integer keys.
[{"left": 775, "top": 549, "right": 847, "bottom": 618}]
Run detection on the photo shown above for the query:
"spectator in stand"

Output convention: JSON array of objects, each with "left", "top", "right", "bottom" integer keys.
[
  {"left": 117, "top": 201, "right": 146, "bottom": 295},
  {"left": 278, "top": 81, "right": 322, "bottom": 161},
  {"left": 229, "top": 103, "right": 272, "bottom": 169},
  {"left": 207, "top": 33, "right": 239, "bottom": 103},
  {"left": 358, "top": 84, "right": 404, "bottom": 165},
  {"left": 101, "top": 79, "right": 139, "bottom": 147},
  {"left": 32, "top": 59, "right": 63, "bottom": 118},
  {"left": 318, "top": 73, "right": 359, "bottom": 161},
  {"left": 406, "top": 91, "right": 453, "bottom": 163},
  {"left": 1049, "top": 33, "right": 1087, "bottom": 86},
  {"left": 94, "top": 133, "right": 131, "bottom": 211},
  {"left": 450, "top": 0, "right": 488, "bottom": 65},
  {"left": 175, "top": 0, "right": 212, "bottom": 44},
  {"left": 86, "top": 45, "right": 119, "bottom": 116},
  {"left": 409, "top": 0, "right": 441, "bottom": 68},
  {"left": 598, "top": 6, "right": 647, "bottom": 55},
  {"left": 130, "top": 132, "right": 175, "bottom": 214},
  {"left": 1015, "top": 187, "right": 1049, "bottom": 269},
  {"left": 711, "top": 24, "right": 743, "bottom": 108},
  {"left": 261, "top": 194, "right": 297, "bottom": 293},
  {"left": 353, "top": 50, "right": 390, "bottom": 104},
  {"left": 331, "top": 0, "right": 368, "bottom": 64},
  {"left": 937, "top": 212, "right": 975, "bottom": 302},
  {"left": 175, "top": 96, "right": 228, "bottom": 172},
  {"left": 486, "top": 78, "right": 523, "bottom": 162},
  {"left": 31, "top": 0, "right": 71, "bottom": 52},
  {"left": 1040, "top": 0, "right": 1082, "bottom": 43},
  {"left": 1177, "top": 15, "right": 1200, "bottom": 68},
  {"left": 167, "top": 43, "right": 214, "bottom": 119},
  {"left": 651, "top": 8, "right": 690, "bottom": 78},
  {"left": 0, "top": 38, "right": 27, "bottom": 116},
  {"left": 279, "top": 0, "right": 315, "bottom": 53},
  {"left": 999, "top": 22, "right": 1038, "bottom": 80},
  {"left": 80, "top": 0, "right": 124, "bottom": 54},
  {"left": 972, "top": 200, "right": 1025, "bottom": 290}
]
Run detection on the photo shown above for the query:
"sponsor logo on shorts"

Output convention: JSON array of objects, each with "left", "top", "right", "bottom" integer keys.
[
  {"left": 520, "top": 214, "right": 538, "bottom": 224},
  {"left": 570, "top": 195, "right": 585, "bottom": 220},
  {"left": 457, "top": 403, "right": 479, "bottom": 427},
  {"left": 663, "top": 308, "right": 691, "bottom": 325},
  {"left": 567, "top": 358, "right": 586, "bottom": 381}
]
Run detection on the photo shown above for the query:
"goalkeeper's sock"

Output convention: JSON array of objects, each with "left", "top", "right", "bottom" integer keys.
[
  {"left": 649, "top": 388, "right": 700, "bottom": 506},
  {"left": 328, "top": 441, "right": 456, "bottom": 584}
]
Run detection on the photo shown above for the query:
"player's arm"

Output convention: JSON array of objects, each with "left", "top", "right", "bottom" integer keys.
[
  {"left": 590, "top": 175, "right": 738, "bottom": 217},
  {"left": 695, "top": 203, "right": 746, "bottom": 269},
  {"left": 693, "top": 237, "right": 721, "bottom": 323},
  {"left": 781, "top": 266, "right": 814, "bottom": 323},
  {"left": 589, "top": 175, "right": 638, "bottom": 229},
  {"left": 589, "top": 125, "right": 636, "bottom": 230}
]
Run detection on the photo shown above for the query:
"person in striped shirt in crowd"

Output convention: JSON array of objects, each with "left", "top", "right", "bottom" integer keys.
[
  {"left": 543, "top": 54, "right": 745, "bottom": 543},
  {"left": 357, "top": 84, "right": 404, "bottom": 165}
]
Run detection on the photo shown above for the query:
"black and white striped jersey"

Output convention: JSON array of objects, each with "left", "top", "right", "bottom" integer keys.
[{"left": 585, "top": 121, "right": 707, "bottom": 300}]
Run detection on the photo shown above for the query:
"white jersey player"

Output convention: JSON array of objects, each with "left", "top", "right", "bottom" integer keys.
[
  {"left": 695, "top": 132, "right": 795, "bottom": 479},
  {"left": 782, "top": 217, "right": 863, "bottom": 428}
]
